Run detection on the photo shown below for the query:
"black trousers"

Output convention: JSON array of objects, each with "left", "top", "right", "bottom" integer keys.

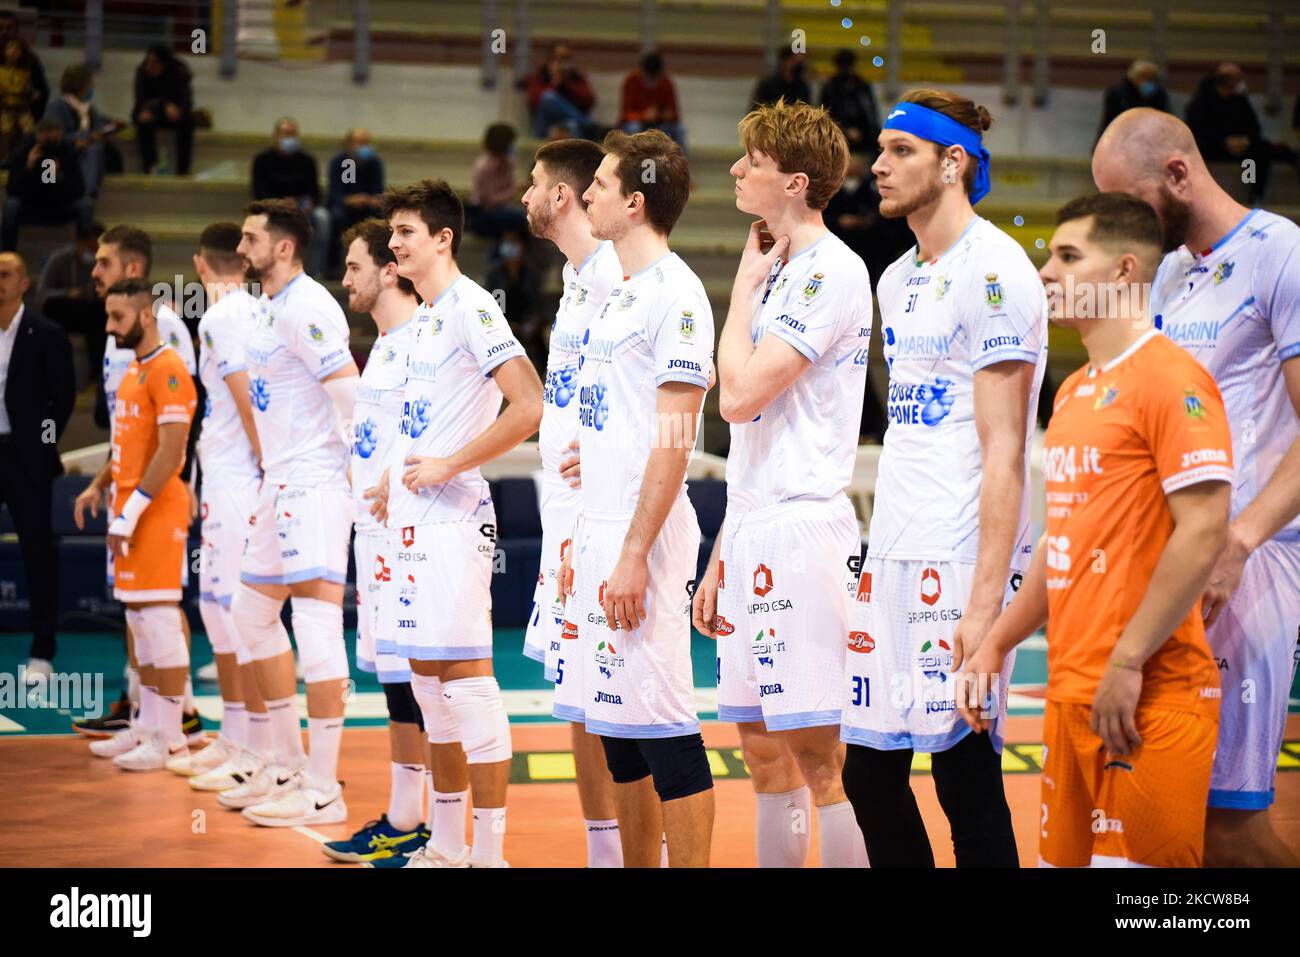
[
  {"left": 0, "top": 442, "right": 59, "bottom": 661},
  {"left": 136, "top": 115, "right": 194, "bottom": 174}
]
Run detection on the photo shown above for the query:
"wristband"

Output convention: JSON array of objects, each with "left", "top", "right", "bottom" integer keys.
[
  {"left": 1109, "top": 657, "right": 1142, "bottom": 672},
  {"left": 109, "top": 488, "right": 152, "bottom": 538}
]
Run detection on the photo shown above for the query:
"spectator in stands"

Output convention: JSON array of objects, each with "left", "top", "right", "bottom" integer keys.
[
  {"left": 466, "top": 122, "right": 528, "bottom": 240},
  {"left": 0, "top": 37, "right": 40, "bottom": 160},
  {"left": 2, "top": 119, "right": 94, "bottom": 252},
  {"left": 1187, "top": 62, "right": 1297, "bottom": 202},
  {"left": 527, "top": 43, "right": 597, "bottom": 139},
  {"left": 251, "top": 116, "right": 329, "bottom": 275},
  {"left": 1096, "top": 60, "right": 1170, "bottom": 143},
  {"left": 326, "top": 127, "right": 385, "bottom": 275},
  {"left": 0, "top": 251, "right": 76, "bottom": 690},
  {"left": 42, "top": 63, "right": 121, "bottom": 199},
  {"left": 0, "top": 11, "right": 46, "bottom": 119},
  {"left": 484, "top": 229, "right": 545, "bottom": 370},
  {"left": 820, "top": 49, "right": 880, "bottom": 153},
  {"left": 619, "top": 51, "right": 685, "bottom": 149},
  {"left": 823, "top": 152, "right": 914, "bottom": 290},
  {"left": 132, "top": 44, "right": 194, "bottom": 175},
  {"left": 36, "top": 221, "right": 103, "bottom": 377},
  {"left": 750, "top": 48, "right": 811, "bottom": 111}
]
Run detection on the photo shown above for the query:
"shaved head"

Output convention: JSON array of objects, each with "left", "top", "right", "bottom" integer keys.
[{"left": 1093, "top": 109, "right": 1208, "bottom": 252}]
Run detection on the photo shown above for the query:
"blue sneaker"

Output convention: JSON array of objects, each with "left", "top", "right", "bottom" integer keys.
[{"left": 322, "top": 815, "right": 429, "bottom": 863}]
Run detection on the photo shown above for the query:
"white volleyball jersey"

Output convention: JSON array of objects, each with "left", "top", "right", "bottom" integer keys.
[
  {"left": 725, "top": 232, "right": 874, "bottom": 513},
  {"left": 540, "top": 240, "right": 622, "bottom": 497},
  {"left": 869, "top": 216, "right": 1047, "bottom": 567},
  {"left": 576, "top": 252, "right": 714, "bottom": 515},
  {"left": 197, "top": 289, "right": 260, "bottom": 487},
  {"left": 104, "top": 302, "right": 195, "bottom": 439},
  {"left": 244, "top": 271, "right": 353, "bottom": 487},
  {"left": 1153, "top": 208, "right": 1300, "bottom": 542},
  {"left": 352, "top": 315, "right": 418, "bottom": 534},
  {"left": 387, "top": 275, "right": 527, "bottom": 527}
]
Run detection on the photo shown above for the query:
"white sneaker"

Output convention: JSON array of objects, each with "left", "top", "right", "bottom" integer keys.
[
  {"left": 401, "top": 844, "right": 481, "bottom": 868},
  {"left": 166, "top": 735, "right": 236, "bottom": 777},
  {"left": 89, "top": 727, "right": 138, "bottom": 758},
  {"left": 217, "top": 761, "right": 299, "bottom": 809},
  {"left": 242, "top": 772, "right": 347, "bottom": 827},
  {"left": 195, "top": 661, "right": 219, "bottom": 683},
  {"left": 114, "top": 731, "right": 186, "bottom": 772},
  {"left": 191, "top": 749, "right": 263, "bottom": 792},
  {"left": 24, "top": 658, "right": 51, "bottom": 703}
]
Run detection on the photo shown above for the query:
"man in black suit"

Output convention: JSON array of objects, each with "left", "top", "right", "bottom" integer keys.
[{"left": 0, "top": 252, "right": 75, "bottom": 689}]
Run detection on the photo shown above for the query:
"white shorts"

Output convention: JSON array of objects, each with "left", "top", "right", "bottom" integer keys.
[
  {"left": 526, "top": 498, "right": 579, "bottom": 679},
  {"left": 200, "top": 483, "right": 258, "bottom": 607},
  {"left": 390, "top": 517, "right": 497, "bottom": 662},
  {"left": 576, "top": 498, "right": 701, "bottom": 739},
  {"left": 715, "top": 497, "right": 861, "bottom": 731},
  {"left": 840, "top": 558, "right": 1019, "bottom": 754},
  {"left": 240, "top": 483, "right": 353, "bottom": 587},
  {"left": 353, "top": 526, "right": 412, "bottom": 684},
  {"left": 1206, "top": 537, "right": 1300, "bottom": 810}
]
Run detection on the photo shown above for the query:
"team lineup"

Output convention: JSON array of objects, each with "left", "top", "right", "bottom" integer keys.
[{"left": 67, "top": 90, "right": 1300, "bottom": 868}]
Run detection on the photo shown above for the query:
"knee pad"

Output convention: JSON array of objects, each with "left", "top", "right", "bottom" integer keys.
[
  {"left": 442, "top": 676, "right": 512, "bottom": 764},
  {"left": 230, "top": 585, "right": 291, "bottom": 662},
  {"left": 291, "top": 596, "right": 348, "bottom": 684},
  {"left": 199, "top": 598, "right": 239, "bottom": 656},
  {"left": 600, "top": 735, "right": 652, "bottom": 785},
  {"left": 125, "top": 607, "right": 154, "bottom": 667},
  {"left": 222, "top": 603, "right": 253, "bottom": 667},
  {"left": 409, "top": 673, "right": 459, "bottom": 744},
  {"left": 130, "top": 605, "right": 189, "bottom": 670},
  {"left": 640, "top": 733, "right": 713, "bottom": 801},
  {"left": 383, "top": 680, "right": 424, "bottom": 729}
]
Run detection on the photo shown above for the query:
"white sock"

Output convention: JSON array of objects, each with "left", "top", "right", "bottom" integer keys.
[
  {"left": 138, "top": 685, "right": 160, "bottom": 731},
  {"left": 756, "top": 786, "right": 811, "bottom": 867},
  {"left": 265, "top": 695, "right": 305, "bottom": 764},
  {"left": 306, "top": 716, "right": 343, "bottom": 787},
  {"left": 388, "top": 762, "right": 425, "bottom": 832},
  {"left": 126, "top": 667, "right": 141, "bottom": 708},
  {"left": 431, "top": 790, "right": 468, "bottom": 859},
  {"left": 817, "top": 800, "right": 869, "bottom": 868},
  {"left": 471, "top": 807, "right": 506, "bottom": 867},
  {"left": 246, "top": 711, "right": 271, "bottom": 755},
  {"left": 425, "top": 770, "right": 435, "bottom": 823},
  {"left": 221, "top": 701, "right": 247, "bottom": 748},
  {"left": 183, "top": 674, "right": 195, "bottom": 711},
  {"left": 585, "top": 820, "right": 623, "bottom": 868},
  {"left": 157, "top": 692, "right": 185, "bottom": 746}
]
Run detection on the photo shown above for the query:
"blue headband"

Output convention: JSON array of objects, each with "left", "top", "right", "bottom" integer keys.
[{"left": 882, "top": 103, "right": 992, "bottom": 205}]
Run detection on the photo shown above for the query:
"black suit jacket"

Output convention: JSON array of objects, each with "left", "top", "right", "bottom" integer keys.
[{"left": 3, "top": 306, "right": 76, "bottom": 479}]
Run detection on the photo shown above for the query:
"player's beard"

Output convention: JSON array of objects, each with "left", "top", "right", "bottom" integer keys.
[
  {"left": 243, "top": 250, "right": 273, "bottom": 284},
  {"left": 1154, "top": 185, "right": 1192, "bottom": 253},
  {"left": 116, "top": 316, "right": 145, "bottom": 350},
  {"left": 526, "top": 197, "right": 555, "bottom": 240},
  {"left": 348, "top": 275, "right": 381, "bottom": 314},
  {"left": 879, "top": 170, "right": 945, "bottom": 219}
]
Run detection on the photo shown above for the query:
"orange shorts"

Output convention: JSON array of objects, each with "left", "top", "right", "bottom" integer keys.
[
  {"left": 1040, "top": 699, "right": 1218, "bottom": 868},
  {"left": 112, "top": 490, "right": 190, "bottom": 603}
]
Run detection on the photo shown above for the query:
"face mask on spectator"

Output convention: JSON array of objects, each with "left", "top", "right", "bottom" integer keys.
[
  {"left": 1138, "top": 80, "right": 1158, "bottom": 97},
  {"left": 280, "top": 136, "right": 300, "bottom": 153},
  {"left": 499, "top": 240, "right": 522, "bottom": 260},
  {"left": 355, "top": 144, "right": 375, "bottom": 160},
  {"left": 82, "top": 89, "right": 95, "bottom": 102}
]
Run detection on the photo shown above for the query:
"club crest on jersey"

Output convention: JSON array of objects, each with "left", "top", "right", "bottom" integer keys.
[
  {"left": 617, "top": 290, "right": 637, "bottom": 310},
  {"left": 984, "top": 273, "right": 1003, "bottom": 308},
  {"left": 1094, "top": 384, "right": 1119, "bottom": 410},
  {"left": 477, "top": 309, "right": 494, "bottom": 328},
  {"left": 802, "top": 272, "right": 824, "bottom": 300},
  {"left": 934, "top": 275, "right": 951, "bottom": 300},
  {"left": 382, "top": 345, "right": 397, "bottom": 363},
  {"left": 166, "top": 375, "right": 179, "bottom": 391},
  {"left": 169, "top": 332, "right": 180, "bottom": 348},
  {"left": 308, "top": 323, "right": 324, "bottom": 342},
  {"left": 136, "top": 371, "right": 146, "bottom": 385},
  {"left": 1213, "top": 261, "right": 1234, "bottom": 285},
  {"left": 679, "top": 311, "right": 696, "bottom": 340},
  {"left": 574, "top": 286, "right": 588, "bottom": 306},
  {"left": 1184, "top": 387, "right": 1206, "bottom": 419},
  {"left": 203, "top": 330, "right": 214, "bottom": 349}
]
